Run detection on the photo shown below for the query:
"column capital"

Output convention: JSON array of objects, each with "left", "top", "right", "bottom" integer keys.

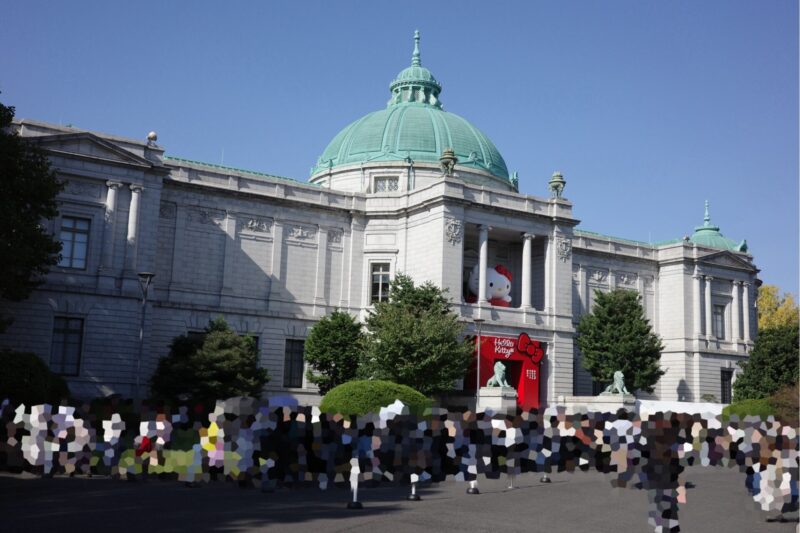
[
  {"left": 732, "top": 280, "right": 742, "bottom": 287},
  {"left": 478, "top": 224, "right": 492, "bottom": 232},
  {"left": 704, "top": 275, "right": 714, "bottom": 281},
  {"left": 521, "top": 232, "right": 535, "bottom": 240},
  {"left": 129, "top": 184, "right": 144, "bottom": 192},
  {"left": 742, "top": 281, "right": 751, "bottom": 288},
  {"left": 106, "top": 180, "right": 123, "bottom": 189}
]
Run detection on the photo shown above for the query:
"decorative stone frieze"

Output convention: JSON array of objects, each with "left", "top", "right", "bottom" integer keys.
[
  {"left": 445, "top": 218, "right": 463, "bottom": 245},
  {"left": 286, "top": 224, "right": 317, "bottom": 242},
  {"left": 556, "top": 237, "right": 572, "bottom": 262},
  {"left": 159, "top": 202, "right": 177, "bottom": 220}
]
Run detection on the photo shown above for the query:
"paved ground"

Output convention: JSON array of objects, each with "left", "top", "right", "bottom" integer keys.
[{"left": 0, "top": 467, "right": 796, "bottom": 532}]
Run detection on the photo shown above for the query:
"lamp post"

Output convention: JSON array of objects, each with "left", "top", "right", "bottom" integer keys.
[
  {"left": 134, "top": 272, "right": 155, "bottom": 402},
  {"left": 473, "top": 318, "right": 485, "bottom": 410}
]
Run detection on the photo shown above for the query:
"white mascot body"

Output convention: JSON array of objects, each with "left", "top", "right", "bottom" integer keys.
[{"left": 466, "top": 264, "right": 513, "bottom": 307}]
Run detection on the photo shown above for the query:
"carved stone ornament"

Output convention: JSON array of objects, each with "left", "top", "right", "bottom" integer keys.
[
  {"left": 65, "top": 179, "right": 101, "bottom": 198},
  {"left": 617, "top": 271, "right": 636, "bottom": 286},
  {"left": 328, "top": 229, "right": 344, "bottom": 245},
  {"left": 288, "top": 225, "right": 317, "bottom": 241},
  {"left": 590, "top": 269, "right": 608, "bottom": 283},
  {"left": 188, "top": 208, "right": 224, "bottom": 227},
  {"left": 243, "top": 218, "right": 272, "bottom": 233},
  {"left": 556, "top": 237, "right": 572, "bottom": 262},
  {"left": 445, "top": 218, "right": 463, "bottom": 245},
  {"left": 159, "top": 202, "right": 176, "bottom": 220}
]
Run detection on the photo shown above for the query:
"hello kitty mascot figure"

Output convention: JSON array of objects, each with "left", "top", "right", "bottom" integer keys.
[{"left": 465, "top": 264, "right": 513, "bottom": 307}]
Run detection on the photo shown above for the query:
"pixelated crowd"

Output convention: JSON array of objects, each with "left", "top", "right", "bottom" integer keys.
[{"left": 1, "top": 398, "right": 797, "bottom": 532}]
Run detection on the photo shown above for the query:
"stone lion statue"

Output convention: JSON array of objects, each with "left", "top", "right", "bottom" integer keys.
[
  {"left": 486, "top": 361, "right": 511, "bottom": 388},
  {"left": 603, "top": 371, "right": 630, "bottom": 395}
]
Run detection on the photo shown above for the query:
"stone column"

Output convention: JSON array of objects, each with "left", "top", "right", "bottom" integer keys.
[
  {"left": 478, "top": 225, "right": 489, "bottom": 304},
  {"left": 742, "top": 282, "right": 752, "bottom": 342},
  {"left": 314, "top": 227, "right": 329, "bottom": 310},
  {"left": 520, "top": 233, "right": 534, "bottom": 308},
  {"left": 220, "top": 212, "right": 238, "bottom": 295},
  {"left": 100, "top": 181, "right": 122, "bottom": 273},
  {"left": 268, "top": 222, "right": 285, "bottom": 310},
  {"left": 731, "top": 281, "right": 741, "bottom": 341},
  {"left": 125, "top": 184, "right": 143, "bottom": 272},
  {"left": 704, "top": 275, "right": 714, "bottom": 337},
  {"left": 692, "top": 268, "right": 702, "bottom": 338}
]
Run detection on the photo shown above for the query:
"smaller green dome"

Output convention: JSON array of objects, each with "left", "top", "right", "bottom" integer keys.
[{"left": 690, "top": 201, "right": 748, "bottom": 252}]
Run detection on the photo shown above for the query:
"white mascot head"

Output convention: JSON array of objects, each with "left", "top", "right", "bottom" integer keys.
[{"left": 467, "top": 264, "right": 513, "bottom": 306}]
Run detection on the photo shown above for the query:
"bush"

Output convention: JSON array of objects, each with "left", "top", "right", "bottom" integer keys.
[
  {"left": 768, "top": 383, "right": 799, "bottom": 427},
  {"left": 361, "top": 274, "right": 473, "bottom": 396},
  {"left": 150, "top": 317, "right": 269, "bottom": 402},
  {"left": 733, "top": 323, "right": 799, "bottom": 401},
  {"left": 320, "top": 380, "right": 430, "bottom": 416},
  {"left": 722, "top": 397, "right": 774, "bottom": 421},
  {"left": 304, "top": 310, "right": 364, "bottom": 395},
  {"left": 0, "top": 349, "right": 70, "bottom": 405}
]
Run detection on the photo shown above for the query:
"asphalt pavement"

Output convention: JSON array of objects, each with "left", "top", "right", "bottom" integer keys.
[{"left": 0, "top": 467, "right": 796, "bottom": 532}]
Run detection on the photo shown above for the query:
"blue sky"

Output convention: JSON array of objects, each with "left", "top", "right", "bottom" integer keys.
[{"left": 3, "top": 1, "right": 797, "bottom": 295}]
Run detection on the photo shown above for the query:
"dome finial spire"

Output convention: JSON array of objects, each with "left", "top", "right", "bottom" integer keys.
[
  {"left": 412, "top": 30, "right": 421, "bottom": 66},
  {"left": 703, "top": 200, "right": 711, "bottom": 226}
]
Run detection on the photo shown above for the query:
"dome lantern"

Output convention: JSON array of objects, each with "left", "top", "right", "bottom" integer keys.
[{"left": 388, "top": 31, "right": 443, "bottom": 108}]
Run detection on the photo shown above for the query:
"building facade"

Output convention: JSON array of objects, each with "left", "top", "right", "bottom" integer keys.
[{"left": 2, "top": 34, "right": 759, "bottom": 405}]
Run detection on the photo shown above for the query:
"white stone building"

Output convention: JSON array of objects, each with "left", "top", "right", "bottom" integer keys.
[{"left": 1, "top": 33, "right": 759, "bottom": 405}]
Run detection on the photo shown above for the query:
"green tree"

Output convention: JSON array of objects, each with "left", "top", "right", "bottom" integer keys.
[
  {"left": 150, "top": 317, "right": 269, "bottom": 401},
  {"left": 0, "top": 100, "right": 64, "bottom": 331},
  {"left": 360, "top": 274, "right": 473, "bottom": 396},
  {"left": 757, "top": 284, "right": 799, "bottom": 330},
  {"left": 304, "top": 310, "right": 364, "bottom": 395},
  {"left": 577, "top": 289, "right": 665, "bottom": 394},
  {"left": 733, "top": 323, "right": 799, "bottom": 401}
]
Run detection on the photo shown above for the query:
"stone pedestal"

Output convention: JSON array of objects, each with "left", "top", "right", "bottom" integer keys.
[
  {"left": 558, "top": 394, "right": 636, "bottom": 414},
  {"left": 478, "top": 387, "right": 517, "bottom": 413}
]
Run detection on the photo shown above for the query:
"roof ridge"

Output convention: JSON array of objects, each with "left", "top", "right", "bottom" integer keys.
[
  {"left": 574, "top": 229, "right": 653, "bottom": 247},
  {"left": 164, "top": 155, "right": 301, "bottom": 184}
]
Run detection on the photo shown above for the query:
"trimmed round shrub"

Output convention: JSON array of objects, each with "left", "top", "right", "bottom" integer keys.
[
  {"left": 320, "top": 380, "right": 430, "bottom": 416},
  {"left": 722, "top": 397, "right": 774, "bottom": 421},
  {"left": 0, "top": 349, "right": 70, "bottom": 405}
]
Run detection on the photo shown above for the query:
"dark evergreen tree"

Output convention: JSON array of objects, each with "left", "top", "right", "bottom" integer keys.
[
  {"left": 733, "top": 323, "right": 799, "bottom": 401},
  {"left": 0, "top": 99, "right": 64, "bottom": 331},
  {"left": 304, "top": 310, "right": 364, "bottom": 395},
  {"left": 150, "top": 317, "right": 269, "bottom": 401},
  {"left": 577, "top": 289, "right": 665, "bottom": 394},
  {"left": 361, "top": 273, "right": 473, "bottom": 396}
]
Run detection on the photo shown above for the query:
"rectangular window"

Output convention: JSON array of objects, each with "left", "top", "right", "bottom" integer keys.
[
  {"left": 50, "top": 317, "right": 84, "bottom": 376},
  {"left": 58, "top": 216, "right": 91, "bottom": 269},
  {"left": 373, "top": 176, "right": 399, "bottom": 193},
  {"left": 370, "top": 263, "right": 391, "bottom": 303},
  {"left": 713, "top": 304, "right": 726, "bottom": 339},
  {"left": 720, "top": 369, "right": 734, "bottom": 404},
  {"left": 592, "top": 380, "right": 608, "bottom": 396},
  {"left": 283, "top": 339, "right": 305, "bottom": 388}
]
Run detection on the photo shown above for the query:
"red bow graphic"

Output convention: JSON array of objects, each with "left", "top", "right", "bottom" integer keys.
[{"left": 516, "top": 333, "right": 544, "bottom": 363}]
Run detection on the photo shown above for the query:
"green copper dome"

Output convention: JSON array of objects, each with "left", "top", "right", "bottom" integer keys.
[
  {"left": 690, "top": 201, "right": 748, "bottom": 252},
  {"left": 311, "top": 31, "right": 509, "bottom": 181}
]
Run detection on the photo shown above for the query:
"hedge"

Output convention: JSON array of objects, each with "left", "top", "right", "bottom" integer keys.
[
  {"left": 320, "top": 380, "right": 430, "bottom": 416},
  {"left": 722, "top": 383, "right": 799, "bottom": 426},
  {"left": 721, "top": 398, "right": 774, "bottom": 421}
]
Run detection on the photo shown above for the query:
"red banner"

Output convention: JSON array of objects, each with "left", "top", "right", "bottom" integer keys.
[{"left": 466, "top": 333, "right": 546, "bottom": 411}]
